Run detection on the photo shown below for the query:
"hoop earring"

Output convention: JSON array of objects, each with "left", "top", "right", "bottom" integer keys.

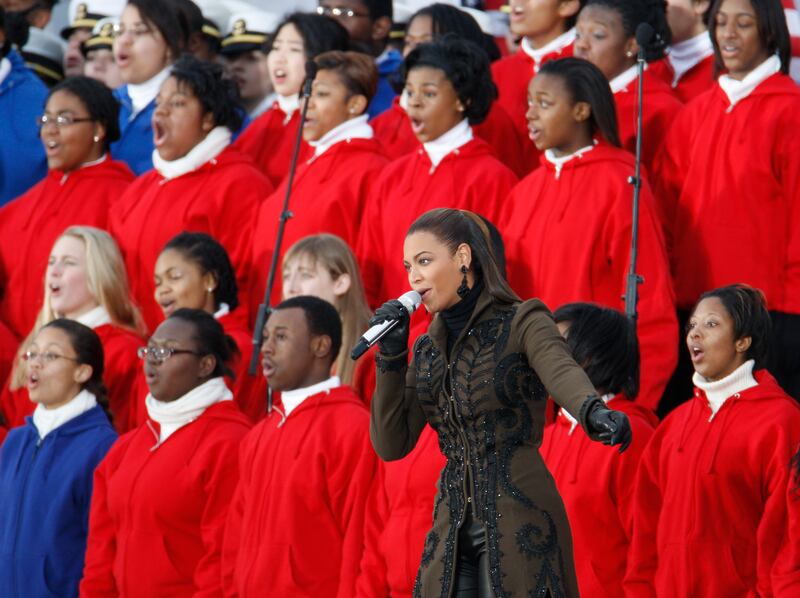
[{"left": 457, "top": 265, "right": 469, "bottom": 298}]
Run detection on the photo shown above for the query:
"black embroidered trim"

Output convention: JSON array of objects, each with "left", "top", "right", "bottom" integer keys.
[
  {"left": 420, "top": 531, "right": 439, "bottom": 567},
  {"left": 375, "top": 351, "right": 407, "bottom": 373}
]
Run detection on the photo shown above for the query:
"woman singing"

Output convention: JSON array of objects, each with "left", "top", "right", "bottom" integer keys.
[{"left": 369, "top": 208, "right": 632, "bottom": 597}]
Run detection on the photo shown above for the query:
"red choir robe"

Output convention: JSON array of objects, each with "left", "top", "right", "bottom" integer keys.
[
  {"left": 0, "top": 157, "right": 134, "bottom": 340},
  {"left": 624, "top": 370, "right": 800, "bottom": 597},
  {"left": 221, "top": 385, "right": 378, "bottom": 598},
  {"left": 371, "top": 96, "right": 532, "bottom": 177},
  {"left": 0, "top": 323, "right": 143, "bottom": 434},
  {"left": 491, "top": 37, "right": 575, "bottom": 172},
  {"left": 357, "top": 138, "right": 518, "bottom": 308},
  {"left": 501, "top": 144, "right": 677, "bottom": 409},
  {"left": 773, "top": 456, "right": 800, "bottom": 594},
  {"left": 613, "top": 72, "right": 682, "bottom": 186},
  {"left": 249, "top": 138, "right": 387, "bottom": 315},
  {"left": 217, "top": 310, "right": 265, "bottom": 422},
  {"left": 233, "top": 102, "right": 312, "bottom": 188},
  {"left": 653, "top": 73, "right": 800, "bottom": 313},
  {"left": 540, "top": 396, "right": 655, "bottom": 598},
  {"left": 356, "top": 425, "right": 446, "bottom": 598},
  {"left": 110, "top": 146, "right": 272, "bottom": 332},
  {"left": 649, "top": 55, "right": 716, "bottom": 103},
  {"left": 80, "top": 400, "right": 250, "bottom": 598}
]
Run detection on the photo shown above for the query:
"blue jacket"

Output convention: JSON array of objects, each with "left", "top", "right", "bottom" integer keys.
[
  {"left": 111, "top": 85, "right": 156, "bottom": 176},
  {"left": 368, "top": 48, "right": 402, "bottom": 119},
  {"left": 0, "top": 405, "right": 117, "bottom": 598},
  {"left": 0, "top": 50, "right": 48, "bottom": 206}
]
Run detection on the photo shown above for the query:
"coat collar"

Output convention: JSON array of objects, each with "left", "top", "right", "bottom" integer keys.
[{"left": 426, "top": 285, "right": 500, "bottom": 359}]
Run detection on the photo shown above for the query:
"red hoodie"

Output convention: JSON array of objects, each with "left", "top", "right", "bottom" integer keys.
[
  {"left": 624, "top": 370, "right": 800, "bottom": 597},
  {"left": 221, "top": 385, "right": 378, "bottom": 598},
  {"left": 540, "top": 396, "right": 655, "bottom": 598},
  {"left": 80, "top": 399, "right": 251, "bottom": 597},
  {"left": 501, "top": 144, "right": 677, "bottom": 408},
  {"left": 649, "top": 55, "right": 716, "bottom": 103},
  {"left": 653, "top": 73, "right": 800, "bottom": 313},
  {"left": 110, "top": 146, "right": 273, "bottom": 331}
]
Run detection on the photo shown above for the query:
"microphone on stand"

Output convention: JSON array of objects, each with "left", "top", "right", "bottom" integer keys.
[
  {"left": 351, "top": 291, "right": 423, "bottom": 360},
  {"left": 248, "top": 60, "right": 319, "bottom": 413},
  {"left": 623, "top": 23, "right": 654, "bottom": 322}
]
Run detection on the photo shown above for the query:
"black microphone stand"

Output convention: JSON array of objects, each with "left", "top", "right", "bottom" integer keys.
[
  {"left": 248, "top": 61, "right": 319, "bottom": 415},
  {"left": 624, "top": 24, "right": 654, "bottom": 321}
]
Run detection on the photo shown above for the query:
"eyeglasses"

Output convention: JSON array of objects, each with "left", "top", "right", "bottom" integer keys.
[
  {"left": 137, "top": 346, "right": 204, "bottom": 362},
  {"left": 23, "top": 351, "right": 80, "bottom": 364},
  {"left": 316, "top": 6, "right": 370, "bottom": 19},
  {"left": 37, "top": 114, "right": 94, "bottom": 129},
  {"left": 112, "top": 23, "right": 153, "bottom": 38}
]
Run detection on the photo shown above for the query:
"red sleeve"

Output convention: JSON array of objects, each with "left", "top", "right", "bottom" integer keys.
[
  {"left": 0, "top": 382, "right": 32, "bottom": 430},
  {"left": 99, "top": 329, "right": 144, "bottom": 434},
  {"left": 773, "top": 449, "right": 800, "bottom": 594},
  {"left": 352, "top": 348, "right": 377, "bottom": 406},
  {"left": 354, "top": 464, "right": 391, "bottom": 598},
  {"left": 776, "top": 112, "right": 800, "bottom": 313},
  {"left": 356, "top": 170, "right": 391, "bottom": 308}
]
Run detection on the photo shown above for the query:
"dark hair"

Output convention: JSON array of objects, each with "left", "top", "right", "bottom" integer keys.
[
  {"left": 173, "top": 0, "right": 203, "bottom": 36},
  {"left": 792, "top": 444, "right": 800, "bottom": 496},
  {"left": 553, "top": 303, "right": 640, "bottom": 398},
  {"left": 169, "top": 307, "right": 239, "bottom": 379},
  {"left": 128, "top": 0, "right": 188, "bottom": 61},
  {"left": 402, "top": 35, "right": 497, "bottom": 124},
  {"left": 0, "top": 5, "right": 31, "bottom": 52},
  {"left": 363, "top": 0, "right": 393, "bottom": 21},
  {"left": 47, "top": 76, "right": 121, "bottom": 150},
  {"left": 268, "top": 13, "right": 350, "bottom": 59},
  {"left": 538, "top": 57, "right": 621, "bottom": 147},
  {"left": 162, "top": 232, "right": 239, "bottom": 311},
  {"left": 478, "top": 215, "right": 507, "bottom": 278},
  {"left": 274, "top": 296, "right": 343, "bottom": 365},
  {"left": 42, "top": 319, "right": 112, "bottom": 422},
  {"left": 407, "top": 209, "right": 520, "bottom": 305},
  {"left": 708, "top": 0, "right": 790, "bottom": 76},
  {"left": 169, "top": 53, "right": 243, "bottom": 132},
  {"left": 315, "top": 50, "right": 378, "bottom": 103},
  {"left": 583, "top": 0, "right": 671, "bottom": 62},
  {"left": 411, "top": 3, "right": 500, "bottom": 62},
  {"left": 695, "top": 284, "right": 772, "bottom": 369}
]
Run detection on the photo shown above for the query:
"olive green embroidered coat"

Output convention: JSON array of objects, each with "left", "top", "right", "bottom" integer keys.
[{"left": 371, "top": 292, "right": 605, "bottom": 598}]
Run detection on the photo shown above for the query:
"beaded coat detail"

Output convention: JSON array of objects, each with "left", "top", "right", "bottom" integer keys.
[{"left": 371, "top": 290, "right": 603, "bottom": 597}]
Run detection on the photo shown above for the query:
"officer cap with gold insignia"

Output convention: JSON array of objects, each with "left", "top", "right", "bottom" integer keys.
[
  {"left": 60, "top": 0, "right": 127, "bottom": 40},
  {"left": 220, "top": 11, "right": 282, "bottom": 56}
]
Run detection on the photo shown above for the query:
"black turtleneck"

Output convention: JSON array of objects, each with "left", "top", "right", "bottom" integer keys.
[{"left": 441, "top": 277, "right": 484, "bottom": 357}]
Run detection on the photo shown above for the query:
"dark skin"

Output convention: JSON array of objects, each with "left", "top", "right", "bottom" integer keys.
[
  {"left": 260, "top": 307, "right": 334, "bottom": 392},
  {"left": 318, "top": 0, "right": 392, "bottom": 56},
  {"left": 143, "top": 317, "right": 217, "bottom": 402},
  {"left": 526, "top": 73, "right": 594, "bottom": 156}
]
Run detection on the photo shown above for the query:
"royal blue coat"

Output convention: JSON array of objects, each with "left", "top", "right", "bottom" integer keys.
[
  {"left": 0, "top": 405, "right": 117, "bottom": 598},
  {"left": 111, "top": 86, "right": 156, "bottom": 176},
  {"left": 369, "top": 48, "right": 402, "bottom": 119},
  {"left": 0, "top": 50, "right": 48, "bottom": 206}
]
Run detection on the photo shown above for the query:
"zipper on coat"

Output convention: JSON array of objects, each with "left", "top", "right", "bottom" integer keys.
[{"left": 11, "top": 438, "right": 42, "bottom": 598}]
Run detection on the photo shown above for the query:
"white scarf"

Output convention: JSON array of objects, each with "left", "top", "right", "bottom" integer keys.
[
  {"left": 309, "top": 115, "right": 373, "bottom": 158},
  {"left": 610, "top": 63, "right": 641, "bottom": 94},
  {"left": 561, "top": 393, "right": 615, "bottom": 434},
  {"left": 281, "top": 375, "right": 340, "bottom": 417},
  {"left": 693, "top": 359, "right": 757, "bottom": 418},
  {"left": 127, "top": 67, "right": 171, "bottom": 116},
  {"left": 152, "top": 126, "right": 231, "bottom": 181},
  {"left": 33, "top": 389, "right": 97, "bottom": 440},
  {"left": 423, "top": 119, "right": 473, "bottom": 169},
  {"left": 145, "top": 376, "right": 232, "bottom": 444},
  {"left": 718, "top": 54, "right": 781, "bottom": 111},
  {"left": 75, "top": 305, "right": 112, "bottom": 329},
  {"left": 251, "top": 92, "right": 277, "bottom": 118},
  {"left": 544, "top": 143, "right": 595, "bottom": 179},
  {"left": 0, "top": 57, "right": 11, "bottom": 87},
  {"left": 667, "top": 32, "right": 714, "bottom": 86},
  {"left": 521, "top": 28, "right": 576, "bottom": 72}
]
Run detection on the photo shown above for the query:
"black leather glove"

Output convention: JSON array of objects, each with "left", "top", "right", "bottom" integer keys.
[
  {"left": 370, "top": 299, "right": 411, "bottom": 356},
  {"left": 585, "top": 400, "right": 632, "bottom": 453}
]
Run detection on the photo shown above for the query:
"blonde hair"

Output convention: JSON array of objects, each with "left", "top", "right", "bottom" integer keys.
[
  {"left": 10, "top": 226, "right": 145, "bottom": 390},
  {"left": 283, "top": 234, "right": 371, "bottom": 385}
]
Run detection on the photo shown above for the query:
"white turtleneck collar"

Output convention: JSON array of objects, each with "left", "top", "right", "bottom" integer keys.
[
  {"left": 668, "top": 31, "right": 714, "bottom": 86},
  {"left": 127, "top": 67, "right": 171, "bottom": 116},
  {"left": 521, "top": 28, "right": 576, "bottom": 72},
  {"left": 718, "top": 54, "right": 781, "bottom": 111},
  {"left": 693, "top": 359, "right": 757, "bottom": 418},
  {"left": 74, "top": 305, "right": 112, "bottom": 329},
  {"left": 561, "top": 393, "right": 615, "bottom": 434},
  {"left": 33, "top": 389, "right": 97, "bottom": 440},
  {"left": 544, "top": 142, "right": 595, "bottom": 179},
  {"left": 152, "top": 126, "right": 231, "bottom": 181},
  {"left": 0, "top": 57, "right": 12, "bottom": 86},
  {"left": 281, "top": 375, "right": 340, "bottom": 417},
  {"left": 277, "top": 93, "right": 299, "bottom": 116},
  {"left": 145, "top": 376, "right": 232, "bottom": 445},
  {"left": 251, "top": 92, "right": 277, "bottom": 118},
  {"left": 423, "top": 119, "right": 473, "bottom": 169},
  {"left": 610, "top": 63, "right": 641, "bottom": 94},
  {"left": 309, "top": 115, "right": 373, "bottom": 158}
]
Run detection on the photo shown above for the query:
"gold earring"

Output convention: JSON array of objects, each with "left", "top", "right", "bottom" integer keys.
[
  {"left": 93, "top": 135, "right": 100, "bottom": 142},
  {"left": 626, "top": 51, "right": 634, "bottom": 57}
]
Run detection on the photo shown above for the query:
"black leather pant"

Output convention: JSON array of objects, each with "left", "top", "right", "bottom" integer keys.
[{"left": 453, "top": 509, "right": 493, "bottom": 598}]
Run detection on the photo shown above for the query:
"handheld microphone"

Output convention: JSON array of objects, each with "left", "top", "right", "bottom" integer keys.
[
  {"left": 351, "top": 291, "right": 422, "bottom": 360},
  {"left": 302, "top": 60, "right": 318, "bottom": 97}
]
